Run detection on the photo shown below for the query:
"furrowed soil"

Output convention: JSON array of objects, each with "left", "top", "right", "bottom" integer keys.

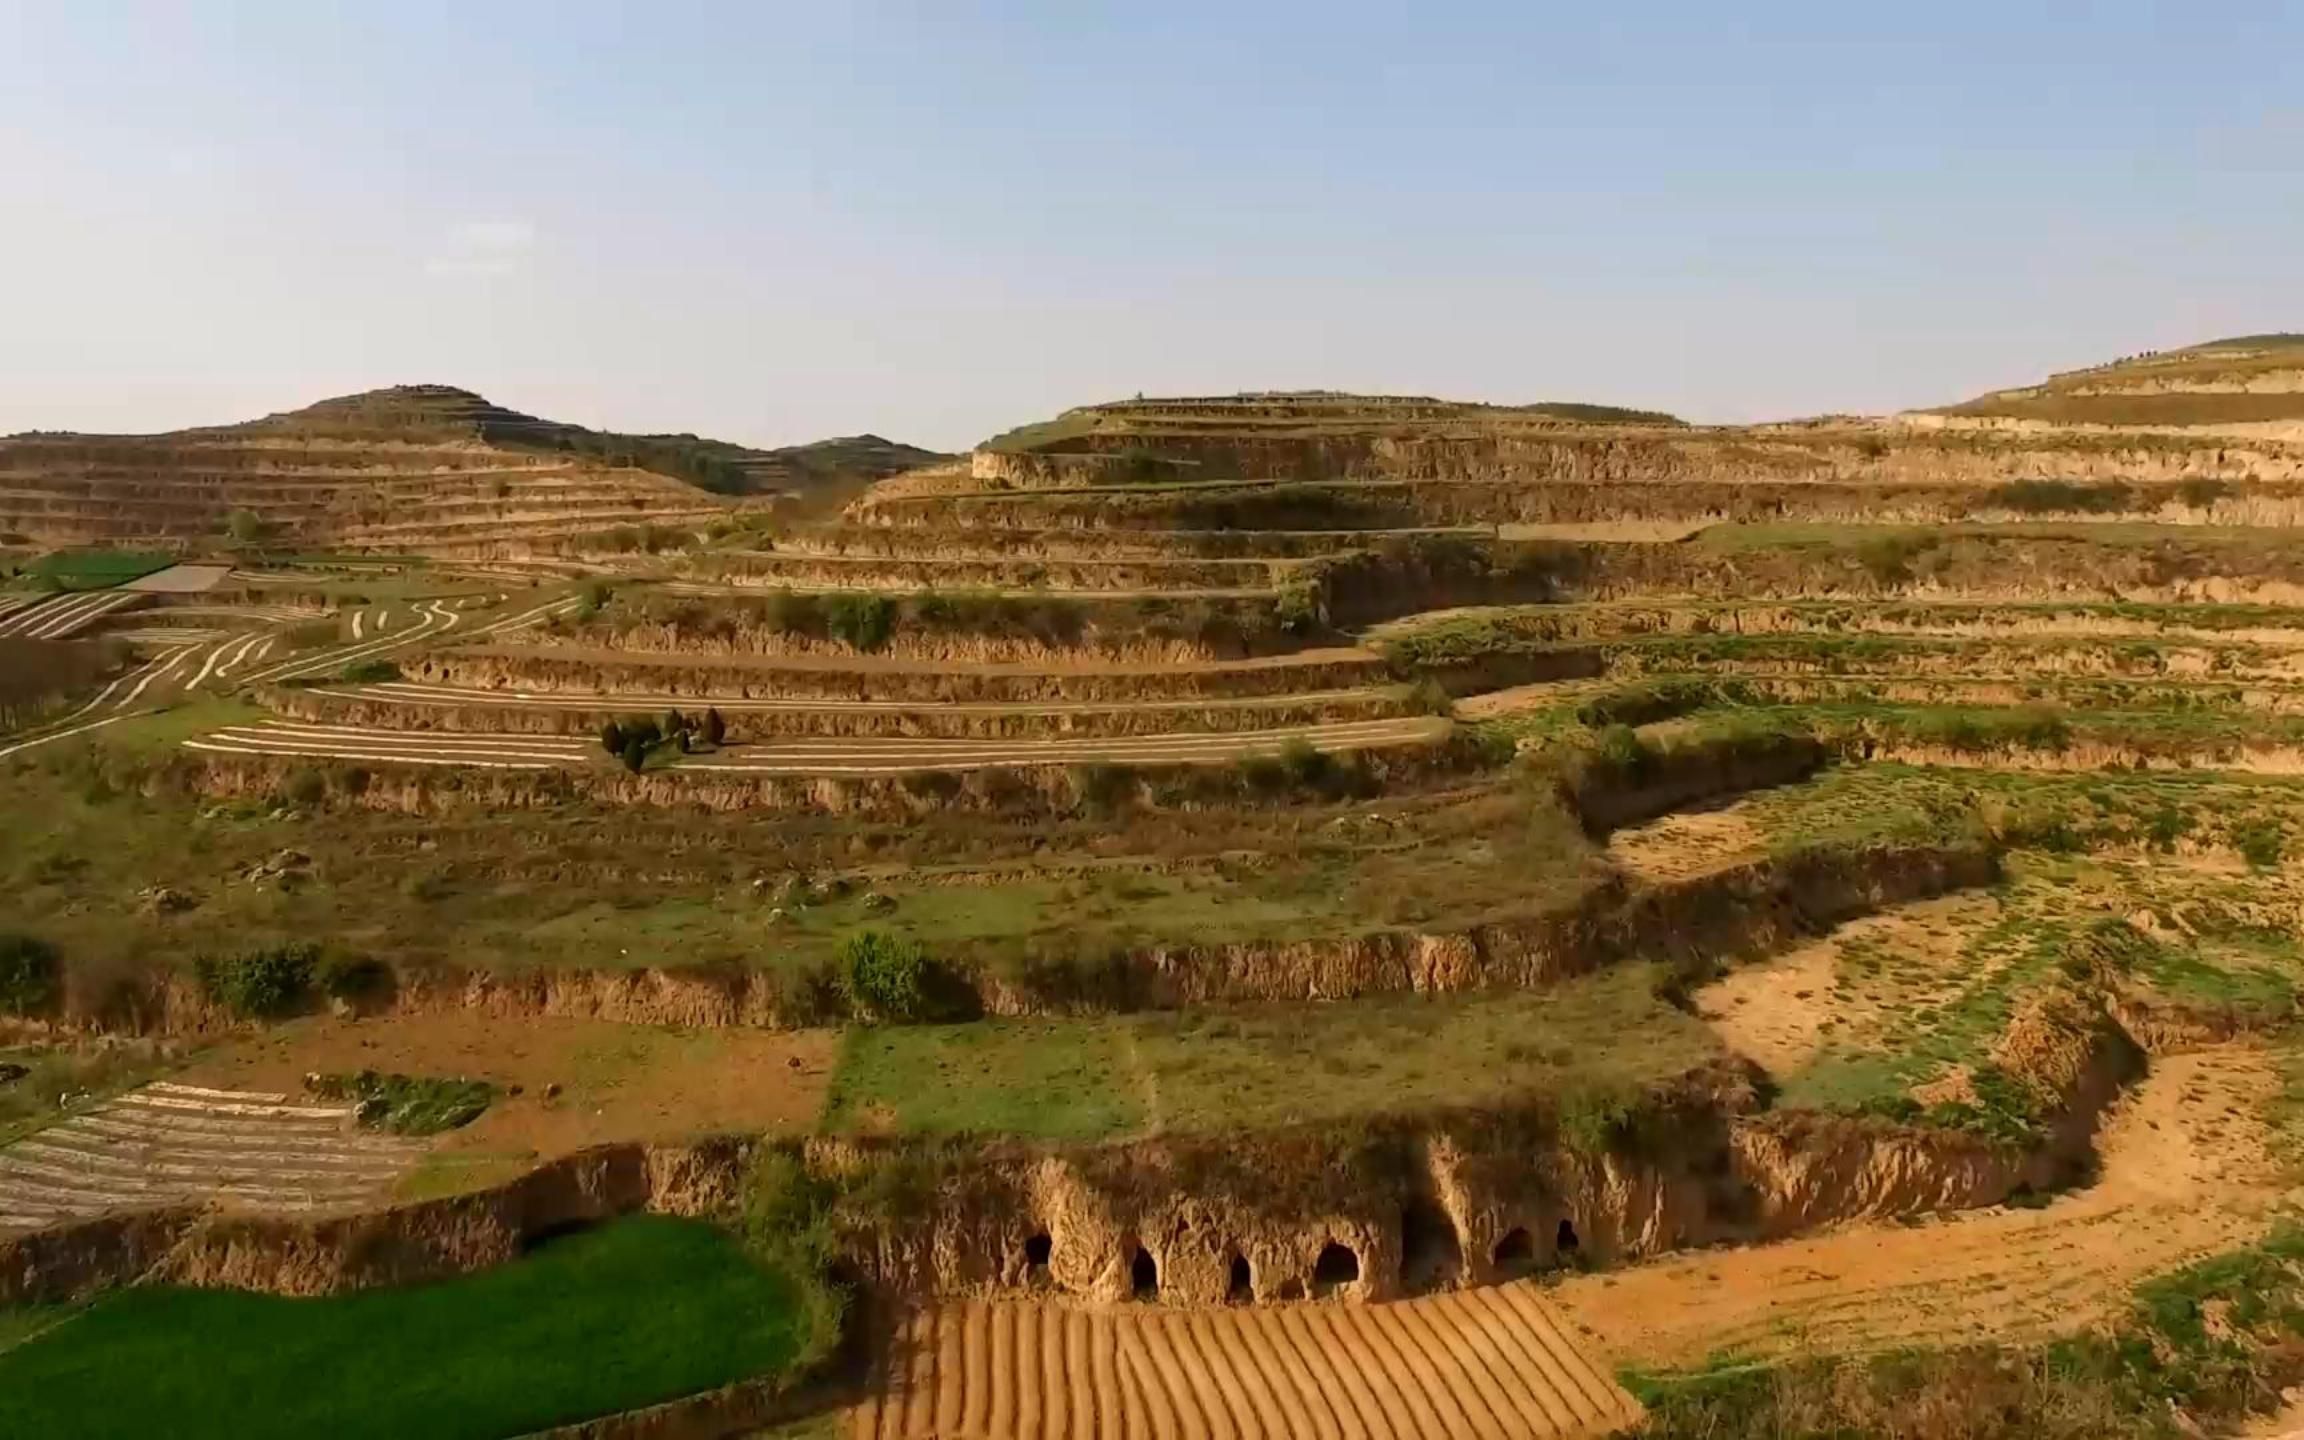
[{"left": 847, "top": 1284, "right": 1642, "bottom": 1439}]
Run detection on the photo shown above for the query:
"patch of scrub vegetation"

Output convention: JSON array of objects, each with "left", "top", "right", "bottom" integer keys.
[
  {"left": 1768, "top": 855, "right": 2303, "bottom": 1134},
  {"left": 306, "top": 1070, "right": 499, "bottom": 1134},
  {"left": 822, "top": 963, "right": 1717, "bottom": 1142},
  {"left": 0, "top": 1218, "right": 817, "bottom": 1440},
  {"left": 0, "top": 1044, "right": 173, "bottom": 1148},
  {"left": 0, "top": 754, "right": 1598, "bottom": 1004},
  {"left": 1628, "top": 1225, "right": 2304, "bottom": 1439}
]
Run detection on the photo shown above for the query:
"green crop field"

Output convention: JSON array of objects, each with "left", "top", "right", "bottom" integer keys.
[
  {"left": 0, "top": 1218, "right": 811, "bottom": 1440},
  {"left": 23, "top": 550, "right": 174, "bottom": 590}
]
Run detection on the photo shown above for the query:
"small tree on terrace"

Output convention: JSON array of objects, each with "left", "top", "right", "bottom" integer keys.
[
  {"left": 702, "top": 707, "right": 726, "bottom": 746},
  {"left": 600, "top": 720, "right": 626, "bottom": 756},
  {"left": 620, "top": 735, "right": 650, "bottom": 774}
]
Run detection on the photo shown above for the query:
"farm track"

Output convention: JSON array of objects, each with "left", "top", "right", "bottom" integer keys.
[
  {"left": 848, "top": 1286, "right": 1641, "bottom": 1440},
  {"left": 0, "top": 588, "right": 144, "bottom": 640},
  {"left": 178, "top": 716, "right": 1450, "bottom": 773},
  {"left": 297, "top": 679, "right": 1411, "bottom": 738},
  {"left": 0, "top": 1082, "right": 422, "bottom": 1236}
]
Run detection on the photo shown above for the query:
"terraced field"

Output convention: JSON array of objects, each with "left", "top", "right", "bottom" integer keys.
[
  {"left": 851, "top": 1286, "right": 1640, "bottom": 1440},
  {"left": 0, "top": 1082, "right": 421, "bottom": 1236},
  {"left": 13, "top": 346, "right": 2304, "bottom": 1439}
]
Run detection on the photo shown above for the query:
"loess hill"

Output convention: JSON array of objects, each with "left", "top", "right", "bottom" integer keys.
[
  {"left": 14, "top": 335, "right": 2304, "bottom": 1437},
  {"left": 0, "top": 384, "right": 945, "bottom": 555}
]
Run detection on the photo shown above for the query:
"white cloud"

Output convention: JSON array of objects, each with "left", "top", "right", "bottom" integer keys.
[{"left": 424, "top": 219, "right": 537, "bottom": 277}]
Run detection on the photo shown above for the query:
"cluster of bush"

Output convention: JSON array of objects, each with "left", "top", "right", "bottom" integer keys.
[
  {"left": 306, "top": 1070, "right": 498, "bottom": 1134},
  {"left": 192, "top": 943, "right": 390, "bottom": 1020},
  {"left": 0, "top": 932, "right": 61, "bottom": 1017},
  {"left": 600, "top": 708, "right": 727, "bottom": 773}
]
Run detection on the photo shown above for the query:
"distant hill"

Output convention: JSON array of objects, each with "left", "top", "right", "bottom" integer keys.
[
  {"left": 223, "top": 385, "right": 945, "bottom": 498},
  {"left": 1933, "top": 334, "right": 2304, "bottom": 429},
  {"left": 0, "top": 385, "right": 945, "bottom": 553},
  {"left": 982, "top": 392, "right": 1685, "bottom": 455}
]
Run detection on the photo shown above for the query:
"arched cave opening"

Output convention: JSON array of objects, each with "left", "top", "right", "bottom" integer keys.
[
  {"left": 1312, "top": 1242, "right": 1360, "bottom": 1296},
  {"left": 1492, "top": 1226, "right": 1535, "bottom": 1275},
  {"left": 1024, "top": 1231, "right": 1052, "bottom": 1285},
  {"left": 1398, "top": 1199, "right": 1463, "bottom": 1293},
  {"left": 1131, "top": 1246, "right": 1159, "bottom": 1300},
  {"left": 1555, "top": 1217, "right": 1580, "bottom": 1255},
  {"left": 1227, "top": 1253, "right": 1254, "bottom": 1304}
]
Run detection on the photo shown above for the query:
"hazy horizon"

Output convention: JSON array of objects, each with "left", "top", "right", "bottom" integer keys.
[{"left": 3, "top": 1, "right": 2297, "bottom": 452}]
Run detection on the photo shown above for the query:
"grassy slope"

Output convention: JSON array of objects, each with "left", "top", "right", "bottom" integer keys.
[
  {"left": 1631, "top": 1226, "right": 2304, "bottom": 1439},
  {"left": 823, "top": 964, "right": 1717, "bottom": 1142},
  {"left": 0, "top": 1218, "right": 810, "bottom": 1440},
  {"left": 0, "top": 745, "right": 1595, "bottom": 984}
]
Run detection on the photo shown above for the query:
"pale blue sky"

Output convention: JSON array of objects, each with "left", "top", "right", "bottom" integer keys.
[{"left": 2, "top": 2, "right": 2297, "bottom": 449}]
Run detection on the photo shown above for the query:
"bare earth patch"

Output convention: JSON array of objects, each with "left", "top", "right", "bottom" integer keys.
[
  {"left": 1605, "top": 806, "right": 1765, "bottom": 884},
  {"left": 1692, "top": 892, "right": 1999, "bottom": 1075},
  {"left": 1552, "top": 1045, "right": 2290, "bottom": 1367},
  {"left": 179, "top": 1013, "right": 836, "bottom": 1195}
]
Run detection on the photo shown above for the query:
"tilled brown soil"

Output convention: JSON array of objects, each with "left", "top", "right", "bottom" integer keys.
[{"left": 847, "top": 1285, "right": 1640, "bottom": 1439}]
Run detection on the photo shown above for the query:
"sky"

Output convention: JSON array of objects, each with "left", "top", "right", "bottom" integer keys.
[{"left": 1, "top": 2, "right": 2297, "bottom": 451}]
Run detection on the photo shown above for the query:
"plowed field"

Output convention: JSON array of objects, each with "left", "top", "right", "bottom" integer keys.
[
  {"left": 0, "top": 1082, "right": 422, "bottom": 1235},
  {"left": 848, "top": 1284, "right": 1640, "bottom": 1440}
]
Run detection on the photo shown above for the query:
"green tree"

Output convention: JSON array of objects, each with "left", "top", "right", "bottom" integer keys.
[
  {"left": 620, "top": 736, "right": 650, "bottom": 774},
  {"left": 702, "top": 707, "right": 726, "bottom": 746},
  {"left": 225, "top": 509, "right": 275, "bottom": 547},
  {"left": 600, "top": 720, "right": 626, "bottom": 756},
  {"left": 0, "top": 932, "right": 61, "bottom": 1017}
]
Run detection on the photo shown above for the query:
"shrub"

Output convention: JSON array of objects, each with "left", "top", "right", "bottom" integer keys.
[
  {"left": 1594, "top": 723, "right": 1649, "bottom": 777},
  {"left": 764, "top": 589, "right": 823, "bottom": 636},
  {"left": 317, "top": 953, "right": 394, "bottom": 1006},
  {"left": 623, "top": 717, "right": 662, "bottom": 749},
  {"left": 836, "top": 931, "right": 932, "bottom": 1023},
  {"left": 2234, "top": 818, "right": 2285, "bottom": 870},
  {"left": 2176, "top": 477, "right": 2230, "bottom": 510},
  {"left": 620, "top": 736, "right": 650, "bottom": 774},
  {"left": 701, "top": 707, "right": 726, "bottom": 746},
  {"left": 1278, "top": 736, "right": 1330, "bottom": 787},
  {"left": 1982, "top": 478, "right": 2136, "bottom": 515},
  {"left": 341, "top": 659, "right": 401, "bottom": 683},
  {"left": 1853, "top": 532, "right": 1935, "bottom": 585},
  {"left": 825, "top": 593, "right": 895, "bottom": 652},
  {"left": 1069, "top": 761, "right": 1137, "bottom": 816},
  {"left": 308, "top": 1071, "right": 498, "bottom": 1134},
  {"left": 599, "top": 720, "right": 626, "bottom": 756},
  {"left": 281, "top": 768, "right": 328, "bottom": 807},
  {"left": 194, "top": 943, "right": 319, "bottom": 1019},
  {"left": 1236, "top": 753, "right": 1289, "bottom": 795},
  {"left": 0, "top": 932, "right": 62, "bottom": 1016},
  {"left": 1404, "top": 677, "right": 1456, "bottom": 717}
]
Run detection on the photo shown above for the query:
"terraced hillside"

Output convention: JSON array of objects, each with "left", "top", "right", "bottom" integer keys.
[
  {"left": 1928, "top": 332, "right": 2304, "bottom": 434},
  {"left": 13, "top": 344, "right": 2304, "bottom": 1439},
  {"left": 0, "top": 385, "right": 944, "bottom": 555}
]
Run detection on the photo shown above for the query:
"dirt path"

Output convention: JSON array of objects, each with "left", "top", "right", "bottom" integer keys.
[
  {"left": 1552, "top": 1046, "right": 2293, "bottom": 1367},
  {"left": 848, "top": 1285, "right": 1639, "bottom": 1440}
]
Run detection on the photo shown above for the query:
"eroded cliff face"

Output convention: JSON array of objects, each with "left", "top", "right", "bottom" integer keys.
[{"left": 0, "top": 1066, "right": 2096, "bottom": 1315}]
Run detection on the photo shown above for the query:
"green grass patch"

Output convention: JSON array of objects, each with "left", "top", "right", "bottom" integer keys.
[
  {"left": 0, "top": 1217, "right": 814, "bottom": 1440},
  {"left": 1629, "top": 1225, "right": 2304, "bottom": 1438},
  {"left": 25, "top": 550, "right": 174, "bottom": 590},
  {"left": 823, "top": 964, "right": 1717, "bottom": 1142}
]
